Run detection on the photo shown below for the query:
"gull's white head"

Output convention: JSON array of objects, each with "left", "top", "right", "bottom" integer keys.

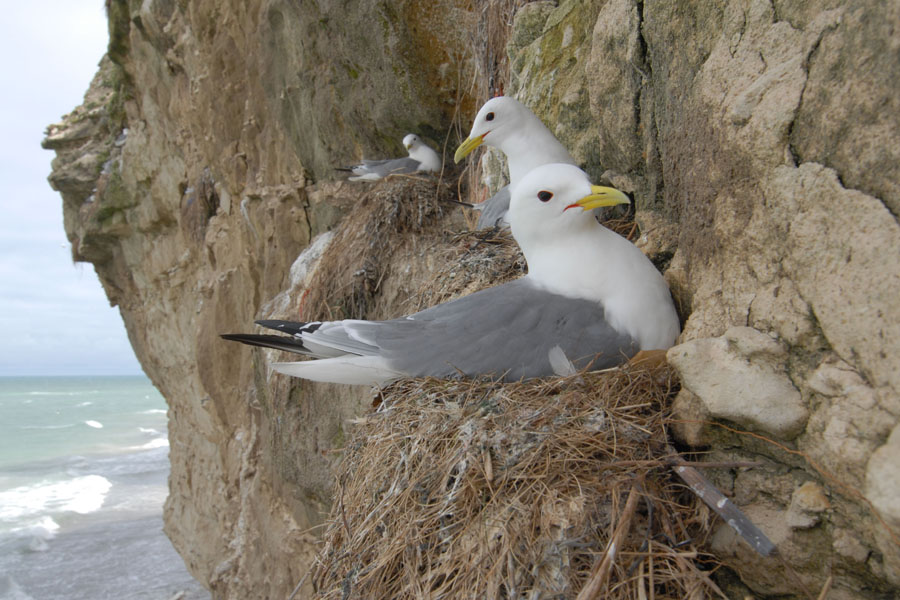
[
  {"left": 454, "top": 97, "right": 575, "bottom": 183},
  {"left": 454, "top": 97, "right": 536, "bottom": 162},
  {"left": 403, "top": 133, "right": 422, "bottom": 151},
  {"left": 455, "top": 97, "right": 533, "bottom": 158},
  {"left": 508, "top": 163, "right": 630, "bottom": 249}
]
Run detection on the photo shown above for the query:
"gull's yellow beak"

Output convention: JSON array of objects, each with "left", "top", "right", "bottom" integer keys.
[
  {"left": 453, "top": 134, "right": 486, "bottom": 163},
  {"left": 568, "top": 185, "right": 631, "bottom": 211}
]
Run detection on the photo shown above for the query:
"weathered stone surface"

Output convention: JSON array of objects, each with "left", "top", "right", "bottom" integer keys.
[
  {"left": 802, "top": 356, "right": 896, "bottom": 491},
  {"left": 46, "top": 0, "right": 900, "bottom": 597},
  {"left": 667, "top": 327, "right": 809, "bottom": 439},
  {"left": 866, "top": 423, "right": 900, "bottom": 585},
  {"left": 786, "top": 481, "right": 830, "bottom": 529},
  {"left": 790, "top": 2, "right": 900, "bottom": 217}
]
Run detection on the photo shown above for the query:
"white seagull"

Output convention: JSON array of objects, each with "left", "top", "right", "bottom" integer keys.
[
  {"left": 222, "top": 163, "right": 680, "bottom": 386},
  {"left": 339, "top": 134, "right": 441, "bottom": 181},
  {"left": 454, "top": 96, "right": 577, "bottom": 228}
]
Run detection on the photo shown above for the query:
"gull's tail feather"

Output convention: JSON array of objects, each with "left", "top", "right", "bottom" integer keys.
[
  {"left": 220, "top": 333, "right": 312, "bottom": 355},
  {"left": 273, "top": 356, "right": 404, "bottom": 386}
]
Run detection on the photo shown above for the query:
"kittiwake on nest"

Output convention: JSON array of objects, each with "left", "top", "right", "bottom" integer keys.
[
  {"left": 338, "top": 134, "right": 441, "bottom": 181},
  {"left": 455, "top": 96, "right": 576, "bottom": 229},
  {"left": 222, "top": 163, "right": 680, "bottom": 386}
]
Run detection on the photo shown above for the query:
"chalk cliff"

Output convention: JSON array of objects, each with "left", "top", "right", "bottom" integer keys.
[{"left": 45, "top": 0, "right": 899, "bottom": 597}]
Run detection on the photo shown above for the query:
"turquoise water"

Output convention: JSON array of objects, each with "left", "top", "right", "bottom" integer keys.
[
  {"left": 0, "top": 376, "right": 208, "bottom": 600},
  {"left": 0, "top": 376, "right": 167, "bottom": 472}
]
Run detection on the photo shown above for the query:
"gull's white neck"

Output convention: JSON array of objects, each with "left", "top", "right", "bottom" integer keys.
[
  {"left": 521, "top": 218, "right": 680, "bottom": 350},
  {"left": 409, "top": 145, "right": 440, "bottom": 172},
  {"left": 495, "top": 118, "right": 575, "bottom": 184}
]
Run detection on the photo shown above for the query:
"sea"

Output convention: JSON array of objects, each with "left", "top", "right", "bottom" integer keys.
[{"left": 0, "top": 376, "right": 210, "bottom": 600}]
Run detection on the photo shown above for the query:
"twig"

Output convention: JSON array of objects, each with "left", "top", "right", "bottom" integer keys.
[
  {"left": 286, "top": 570, "right": 310, "bottom": 600},
  {"left": 576, "top": 478, "right": 644, "bottom": 599},
  {"left": 673, "top": 463, "right": 776, "bottom": 557},
  {"left": 669, "top": 459, "right": 765, "bottom": 469},
  {"left": 816, "top": 574, "right": 833, "bottom": 600}
]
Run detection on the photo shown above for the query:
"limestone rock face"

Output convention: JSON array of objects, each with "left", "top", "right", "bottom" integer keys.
[
  {"left": 667, "top": 327, "right": 808, "bottom": 440},
  {"left": 45, "top": 0, "right": 899, "bottom": 597}
]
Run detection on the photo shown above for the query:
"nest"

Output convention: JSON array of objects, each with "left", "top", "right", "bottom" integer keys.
[
  {"left": 408, "top": 227, "right": 525, "bottom": 311},
  {"left": 303, "top": 175, "right": 460, "bottom": 320},
  {"left": 311, "top": 363, "right": 727, "bottom": 599}
]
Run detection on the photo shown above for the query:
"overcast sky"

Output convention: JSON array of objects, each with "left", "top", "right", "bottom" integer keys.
[{"left": 0, "top": 2, "right": 143, "bottom": 376}]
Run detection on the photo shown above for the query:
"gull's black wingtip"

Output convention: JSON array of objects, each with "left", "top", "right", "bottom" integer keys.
[
  {"left": 220, "top": 332, "right": 311, "bottom": 355},
  {"left": 255, "top": 320, "right": 321, "bottom": 336}
]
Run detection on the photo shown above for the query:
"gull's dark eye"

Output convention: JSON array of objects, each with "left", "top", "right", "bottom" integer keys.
[
  {"left": 485, "top": 112, "right": 495, "bottom": 121},
  {"left": 537, "top": 191, "right": 553, "bottom": 202}
]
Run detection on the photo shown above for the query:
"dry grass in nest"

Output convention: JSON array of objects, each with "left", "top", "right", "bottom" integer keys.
[
  {"left": 311, "top": 363, "right": 725, "bottom": 599},
  {"left": 303, "top": 175, "right": 460, "bottom": 321},
  {"left": 407, "top": 227, "right": 525, "bottom": 311}
]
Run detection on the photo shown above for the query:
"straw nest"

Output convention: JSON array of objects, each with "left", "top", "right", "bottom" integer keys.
[
  {"left": 310, "top": 363, "right": 726, "bottom": 599},
  {"left": 303, "top": 174, "right": 461, "bottom": 321}
]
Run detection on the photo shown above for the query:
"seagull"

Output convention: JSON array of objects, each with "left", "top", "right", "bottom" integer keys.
[
  {"left": 338, "top": 134, "right": 441, "bottom": 181},
  {"left": 454, "top": 96, "right": 577, "bottom": 228},
  {"left": 221, "top": 163, "right": 680, "bottom": 386}
]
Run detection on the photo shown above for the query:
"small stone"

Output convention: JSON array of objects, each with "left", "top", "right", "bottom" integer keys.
[
  {"left": 786, "top": 481, "right": 829, "bottom": 529},
  {"left": 865, "top": 424, "right": 900, "bottom": 529},
  {"left": 832, "top": 528, "right": 870, "bottom": 563},
  {"left": 669, "top": 388, "right": 707, "bottom": 447},
  {"left": 667, "top": 327, "right": 809, "bottom": 439}
]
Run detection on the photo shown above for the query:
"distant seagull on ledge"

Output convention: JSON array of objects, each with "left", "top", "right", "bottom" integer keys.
[
  {"left": 455, "top": 96, "right": 576, "bottom": 229},
  {"left": 222, "top": 163, "right": 680, "bottom": 386},
  {"left": 338, "top": 134, "right": 441, "bottom": 181}
]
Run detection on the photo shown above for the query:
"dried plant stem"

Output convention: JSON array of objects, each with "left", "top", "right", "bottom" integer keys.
[{"left": 576, "top": 478, "right": 644, "bottom": 600}]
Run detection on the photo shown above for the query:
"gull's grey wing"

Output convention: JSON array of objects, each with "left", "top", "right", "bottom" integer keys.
[
  {"left": 354, "top": 157, "right": 422, "bottom": 177},
  {"left": 476, "top": 185, "right": 511, "bottom": 229},
  {"left": 350, "top": 278, "right": 638, "bottom": 381}
]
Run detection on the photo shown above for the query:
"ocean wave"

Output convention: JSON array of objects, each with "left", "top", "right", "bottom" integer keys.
[
  {"left": 0, "top": 475, "right": 112, "bottom": 522},
  {"left": 138, "top": 427, "right": 160, "bottom": 434},
  {"left": 131, "top": 438, "right": 169, "bottom": 451},
  {"left": 11, "top": 516, "right": 59, "bottom": 538},
  {"left": 24, "top": 390, "right": 100, "bottom": 397},
  {"left": 8, "top": 516, "right": 60, "bottom": 553},
  {"left": 84, "top": 420, "right": 103, "bottom": 429},
  {"left": 18, "top": 423, "right": 76, "bottom": 430},
  {"left": 139, "top": 409, "right": 167, "bottom": 415},
  {"left": 0, "top": 574, "right": 36, "bottom": 600}
]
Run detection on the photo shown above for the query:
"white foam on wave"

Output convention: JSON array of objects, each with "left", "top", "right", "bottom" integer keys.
[
  {"left": 131, "top": 438, "right": 169, "bottom": 451},
  {"left": 138, "top": 427, "right": 159, "bottom": 434},
  {"left": 75, "top": 401, "right": 94, "bottom": 407},
  {"left": 84, "top": 420, "right": 103, "bottom": 429},
  {"left": 11, "top": 516, "right": 61, "bottom": 552},
  {"left": 0, "top": 475, "right": 112, "bottom": 522},
  {"left": 139, "top": 409, "right": 167, "bottom": 415},
  {"left": 11, "top": 516, "right": 60, "bottom": 538}
]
